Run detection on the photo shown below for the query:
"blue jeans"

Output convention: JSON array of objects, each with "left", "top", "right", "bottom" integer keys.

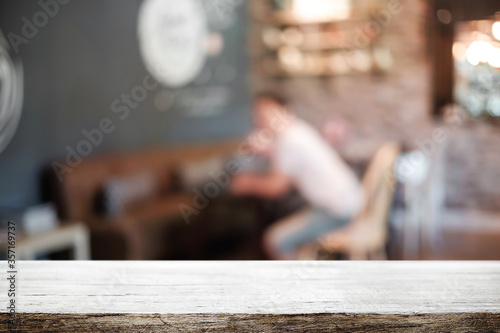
[{"left": 273, "top": 208, "right": 351, "bottom": 256}]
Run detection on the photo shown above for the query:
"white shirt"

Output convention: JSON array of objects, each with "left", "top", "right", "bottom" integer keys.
[{"left": 274, "top": 118, "right": 364, "bottom": 217}]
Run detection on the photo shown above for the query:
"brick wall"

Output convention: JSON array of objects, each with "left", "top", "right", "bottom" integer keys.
[{"left": 445, "top": 123, "right": 500, "bottom": 210}]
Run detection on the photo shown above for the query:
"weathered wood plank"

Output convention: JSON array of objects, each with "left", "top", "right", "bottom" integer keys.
[
  {"left": 3, "top": 313, "right": 500, "bottom": 332},
  {"left": 1, "top": 261, "right": 499, "bottom": 332}
]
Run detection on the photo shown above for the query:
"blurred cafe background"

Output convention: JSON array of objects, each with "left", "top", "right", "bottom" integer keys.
[{"left": 0, "top": 0, "right": 499, "bottom": 260}]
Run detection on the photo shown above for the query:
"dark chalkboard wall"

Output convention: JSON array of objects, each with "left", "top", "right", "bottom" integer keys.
[{"left": 0, "top": 0, "right": 250, "bottom": 209}]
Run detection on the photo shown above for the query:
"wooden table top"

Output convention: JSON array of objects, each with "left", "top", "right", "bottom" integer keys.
[{"left": 2, "top": 261, "right": 500, "bottom": 332}]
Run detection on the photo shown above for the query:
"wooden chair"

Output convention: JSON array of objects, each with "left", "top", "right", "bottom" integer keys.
[{"left": 316, "top": 142, "right": 400, "bottom": 260}]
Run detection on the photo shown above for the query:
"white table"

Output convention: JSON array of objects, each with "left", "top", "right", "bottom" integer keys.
[
  {"left": 1, "top": 261, "right": 499, "bottom": 331},
  {"left": 14, "top": 223, "right": 90, "bottom": 260}
]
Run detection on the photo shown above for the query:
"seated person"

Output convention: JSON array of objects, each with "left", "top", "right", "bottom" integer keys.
[{"left": 230, "top": 92, "right": 364, "bottom": 260}]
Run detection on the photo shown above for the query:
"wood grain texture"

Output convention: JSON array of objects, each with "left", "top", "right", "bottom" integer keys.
[
  {"left": 1, "top": 261, "right": 500, "bottom": 332},
  {"left": 3, "top": 313, "right": 500, "bottom": 332}
]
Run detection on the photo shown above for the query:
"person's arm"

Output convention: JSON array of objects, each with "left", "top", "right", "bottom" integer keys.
[{"left": 230, "top": 168, "right": 292, "bottom": 199}]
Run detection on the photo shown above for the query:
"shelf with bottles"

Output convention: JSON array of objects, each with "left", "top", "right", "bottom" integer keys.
[
  {"left": 260, "top": 23, "right": 381, "bottom": 52},
  {"left": 255, "top": 44, "right": 393, "bottom": 77},
  {"left": 250, "top": 0, "right": 393, "bottom": 78}
]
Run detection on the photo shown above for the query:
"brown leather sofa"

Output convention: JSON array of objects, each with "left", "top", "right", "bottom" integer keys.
[{"left": 44, "top": 141, "right": 239, "bottom": 260}]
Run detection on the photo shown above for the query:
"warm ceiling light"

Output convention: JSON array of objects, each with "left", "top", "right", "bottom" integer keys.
[
  {"left": 293, "top": 0, "right": 351, "bottom": 22},
  {"left": 452, "top": 42, "right": 467, "bottom": 61},
  {"left": 465, "top": 41, "right": 492, "bottom": 65},
  {"left": 488, "top": 47, "right": 500, "bottom": 68},
  {"left": 492, "top": 21, "right": 500, "bottom": 41}
]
